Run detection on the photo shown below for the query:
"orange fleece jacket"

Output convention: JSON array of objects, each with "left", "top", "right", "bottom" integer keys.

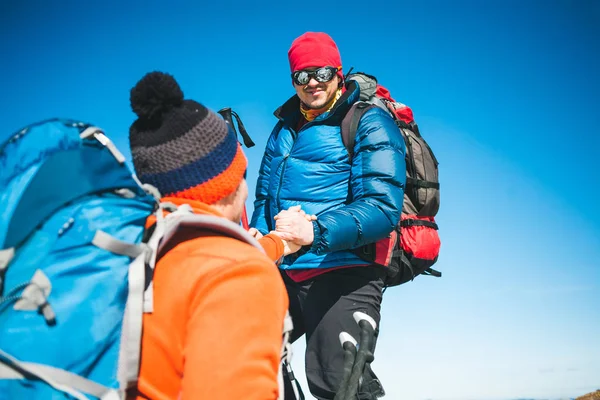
[{"left": 131, "top": 198, "right": 289, "bottom": 400}]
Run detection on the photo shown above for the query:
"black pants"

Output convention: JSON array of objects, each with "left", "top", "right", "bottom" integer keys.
[{"left": 282, "top": 267, "right": 386, "bottom": 400}]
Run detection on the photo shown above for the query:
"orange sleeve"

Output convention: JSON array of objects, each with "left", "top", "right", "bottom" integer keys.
[
  {"left": 258, "top": 233, "right": 285, "bottom": 262},
  {"left": 181, "top": 255, "right": 289, "bottom": 400}
]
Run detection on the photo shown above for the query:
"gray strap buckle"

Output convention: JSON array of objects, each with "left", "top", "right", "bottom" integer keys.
[{"left": 80, "top": 127, "right": 126, "bottom": 164}]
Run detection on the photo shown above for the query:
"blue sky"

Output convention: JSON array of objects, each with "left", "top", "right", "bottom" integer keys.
[{"left": 1, "top": 1, "right": 599, "bottom": 399}]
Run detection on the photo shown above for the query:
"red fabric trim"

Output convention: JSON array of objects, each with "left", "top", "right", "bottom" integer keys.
[
  {"left": 374, "top": 230, "right": 398, "bottom": 266},
  {"left": 392, "top": 104, "right": 414, "bottom": 124},
  {"left": 241, "top": 207, "right": 249, "bottom": 230},
  {"left": 375, "top": 84, "right": 415, "bottom": 124},
  {"left": 376, "top": 85, "right": 395, "bottom": 102},
  {"left": 285, "top": 264, "right": 369, "bottom": 283}
]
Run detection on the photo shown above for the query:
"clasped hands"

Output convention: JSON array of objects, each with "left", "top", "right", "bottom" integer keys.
[{"left": 248, "top": 205, "right": 316, "bottom": 256}]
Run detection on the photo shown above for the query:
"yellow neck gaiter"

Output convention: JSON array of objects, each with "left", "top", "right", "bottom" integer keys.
[{"left": 300, "top": 89, "right": 342, "bottom": 122}]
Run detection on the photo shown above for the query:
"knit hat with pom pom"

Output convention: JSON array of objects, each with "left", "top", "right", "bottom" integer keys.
[{"left": 129, "top": 71, "right": 247, "bottom": 204}]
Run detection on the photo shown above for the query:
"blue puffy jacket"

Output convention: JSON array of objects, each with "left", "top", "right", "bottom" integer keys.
[{"left": 251, "top": 81, "right": 406, "bottom": 270}]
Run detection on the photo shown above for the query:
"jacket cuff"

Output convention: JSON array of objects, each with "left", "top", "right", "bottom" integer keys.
[{"left": 309, "top": 220, "right": 323, "bottom": 255}]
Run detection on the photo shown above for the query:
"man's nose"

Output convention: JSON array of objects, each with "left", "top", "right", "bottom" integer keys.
[{"left": 306, "top": 77, "right": 320, "bottom": 86}]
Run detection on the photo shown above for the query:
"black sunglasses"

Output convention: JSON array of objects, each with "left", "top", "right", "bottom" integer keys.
[{"left": 292, "top": 66, "right": 340, "bottom": 86}]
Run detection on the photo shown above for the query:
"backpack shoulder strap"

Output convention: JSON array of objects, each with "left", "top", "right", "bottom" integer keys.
[
  {"left": 157, "top": 205, "right": 263, "bottom": 257},
  {"left": 140, "top": 203, "right": 264, "bottom": 315},
  {"left": 340, "top": 102, "right": 377, "bottom": 162}
]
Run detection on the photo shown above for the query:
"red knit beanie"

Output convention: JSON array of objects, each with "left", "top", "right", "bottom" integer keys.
[{"left": 288, "top": 32, "right": 343, "bottom": 80}]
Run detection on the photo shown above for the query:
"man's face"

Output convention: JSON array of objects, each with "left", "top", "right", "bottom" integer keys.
[{"left": 293, "top": 67, "right": 340, "bottom": 110}]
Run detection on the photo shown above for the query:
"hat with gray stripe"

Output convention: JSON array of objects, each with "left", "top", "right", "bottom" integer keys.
[{"left": 128, "top": 71, "right": 247, "bottom": 204}]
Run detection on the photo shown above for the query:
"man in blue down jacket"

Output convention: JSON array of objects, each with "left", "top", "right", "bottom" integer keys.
[{"left": 249, "top": 32, "right": 406, "bottom": 400}]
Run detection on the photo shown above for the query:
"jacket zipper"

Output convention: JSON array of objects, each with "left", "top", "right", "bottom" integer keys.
[
  {"left": 277, "top": 154, "right": 289, "bottom": 211},
  {"left": 276, "top": 128, "right": 298, "bottom": 211}
]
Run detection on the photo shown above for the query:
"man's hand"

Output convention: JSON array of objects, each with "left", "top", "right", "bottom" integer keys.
[
  {"left": 277, "top": 205, "right": 317, "bottom": 222},
  {"left": 248, "top": 228, "right": 263, "bottom": 240},
  {"left": 273, "top": 205, "right": 316, "bottom": 246},
  {"left": 275, "top": 236, "right": 301, "bottom": 256}
]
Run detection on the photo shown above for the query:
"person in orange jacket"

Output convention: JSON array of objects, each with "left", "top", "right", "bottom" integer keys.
[{"left": 126, "top": 71, "right": 304, "bottom": 400}]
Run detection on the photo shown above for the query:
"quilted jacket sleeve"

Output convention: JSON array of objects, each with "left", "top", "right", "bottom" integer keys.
[
  {"left": 310, "top": 107, "right": 406, "bottom": 254},
  {"left": 250, "top": 126, "right": 278, "bottom": 235}
]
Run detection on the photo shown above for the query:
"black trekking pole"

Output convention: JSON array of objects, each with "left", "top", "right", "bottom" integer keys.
[
  {"left": 217, "top": 107, "right": 255, "bottom": 148},
  {"left": 333, "top": 332, "right": 358, "bottom": 400},
  {"left": 337, "top": 312, "right": 378, "bottom": 400},
  {"left": 282, "top": 359, "right": 305, "bottom": 400}
]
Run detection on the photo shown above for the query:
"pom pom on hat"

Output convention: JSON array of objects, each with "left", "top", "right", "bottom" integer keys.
[{"left": 130, "top": 71, "right": 184, "bottom": 121}]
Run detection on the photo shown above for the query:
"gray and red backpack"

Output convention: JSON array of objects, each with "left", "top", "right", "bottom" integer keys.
[{"left": 342, "top": 72, "right": 442, "bottom": 288}]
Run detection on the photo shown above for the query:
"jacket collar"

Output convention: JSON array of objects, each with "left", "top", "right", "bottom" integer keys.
[{"left": 273, "top": 80, "right": 360, "bottom": 128}]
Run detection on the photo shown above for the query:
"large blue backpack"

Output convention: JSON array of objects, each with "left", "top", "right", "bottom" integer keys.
[{"left": 0, "top": 119, "right": 271, "bottom": 399}]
